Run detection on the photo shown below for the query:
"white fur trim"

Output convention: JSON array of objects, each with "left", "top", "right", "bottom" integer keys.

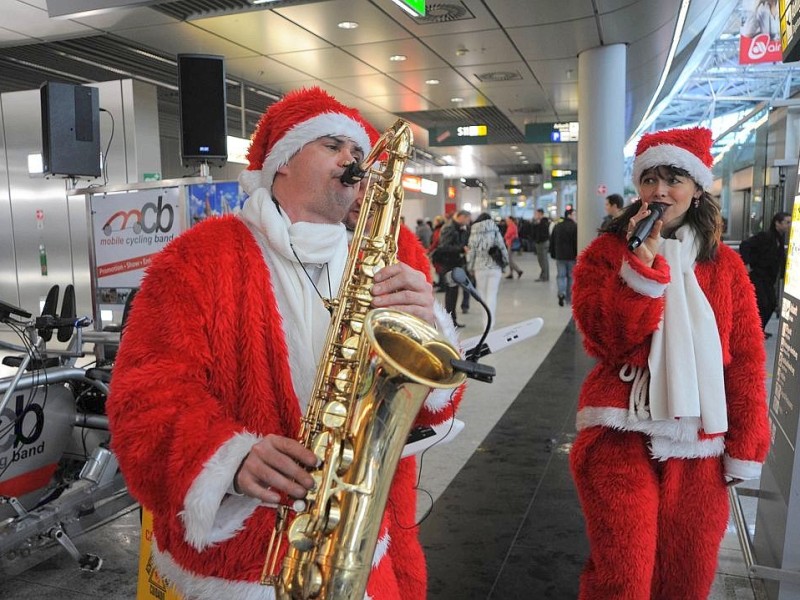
[
  {"left": 238, "top": 169, "right": 263, "bottom": 197},
  {"left": 424, "top": 301, "right": 462, "bottom": 413},
  {"left": 576, "top": 406, "right": 725, "bottom": 459},
  {"left": 724, "top": 455, "right": 762, "bottom": 480},
  {"left": 182, "top": 432, "right": 263, "bottom": 551},
  {"left": 372, "top": 529, "right": 391, "bottom": 568},
  {"left": 150, "top": 531, "right": 388, "bottom": 600},
  {"left": 633, "top": 144, "right": 713, "bottom": 190},
  {"left": 649, "top": 434, "right": 725, "bottom": 460},
  {"left": 256, "top": 113, "right": 371, "bottom": 193},
  {"left": 152, "top": 540, "right": 275, "bottom": 600},
  {"left": 619, "top": 259, "right": 667, "bottom": 298}
]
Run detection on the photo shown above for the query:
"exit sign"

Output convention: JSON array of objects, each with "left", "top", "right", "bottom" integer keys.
[{"left": 391, "top": 0, "right": 425, "bottom": 17}]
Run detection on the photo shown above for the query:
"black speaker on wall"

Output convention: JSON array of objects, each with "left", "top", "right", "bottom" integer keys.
[
  {"left": 40, "top": 81, "right": 101, "bottom": 178},
  {"left": 177, "top": 54, "right": 228, "bottom": 163}
]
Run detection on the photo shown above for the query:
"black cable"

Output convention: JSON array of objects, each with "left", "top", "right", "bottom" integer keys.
[
  {"left": 99, "top": 108, "right": 115, "bottom": 186},
  {"left": 387, "top": 391, "right": 459, "bottom": 530}
]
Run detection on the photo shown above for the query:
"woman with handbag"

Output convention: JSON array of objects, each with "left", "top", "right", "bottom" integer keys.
[
  {"left": 504, "top": 216, "right": 524, "bottom": 279},
  {"left": 467, "top": 213, "right": 509, "bottom": 330}
]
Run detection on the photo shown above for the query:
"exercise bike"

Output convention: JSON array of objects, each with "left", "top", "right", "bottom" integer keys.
[{"left": 0, "top": 285, "right": 135, "bottom": 577}]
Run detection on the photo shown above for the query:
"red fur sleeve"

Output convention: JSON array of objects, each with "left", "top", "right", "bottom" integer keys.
[
  {"left": 572, "top": 234, "right": 670, "bottom": 365},
  {"left": 715, "top": 246, "right": 771, "bottom": 463}
]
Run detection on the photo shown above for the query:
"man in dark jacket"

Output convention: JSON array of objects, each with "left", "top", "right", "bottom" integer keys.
[
  {"left": 740, "top": 211, "right": 791, "bottom": 336},
  {"left": 532, "top": 208, "right": 551, "bottom": 281},
  {"left": 550, "top": 208, "right": 578, "bottom": 306},
  {"left": 436, "top": 209, "right": 471, "bottom": 326}
]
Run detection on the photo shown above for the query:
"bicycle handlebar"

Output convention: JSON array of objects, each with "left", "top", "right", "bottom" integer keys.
[{"left": 33, "top": 315, "right": 93, "bottom": 331}]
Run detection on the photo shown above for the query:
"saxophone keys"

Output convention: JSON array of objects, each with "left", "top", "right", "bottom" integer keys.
[
  {"left": 287, "top": 514, "right": 315, "bottom": 552},
  {"left": 359, "top": 255, "right": 385, "bottom": 278},
  {"left": 321, "top": 400, "right": 348, "bottom": 429},
  {"left": 340, "top": 336, "right": 359, "bottom": 360},
  {"left": 334, "top": 368, "right": 353, "bottom": 393}
]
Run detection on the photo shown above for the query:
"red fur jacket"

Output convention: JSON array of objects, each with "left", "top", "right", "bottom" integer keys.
[
  {"left": 107, "top": 216, "right": 462, "bottom": 600},
  {"left": 572, "top": 233, "right": 770, "bottom": 479}
]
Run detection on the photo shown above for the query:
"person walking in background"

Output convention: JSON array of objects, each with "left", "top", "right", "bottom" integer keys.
[
  {"left": 435, "top": 209, "right": 471, "bottom": 327},
  {"left": 428, "top": 214, "right": 446, "bottom": 290},
  {"left": 570, "top": 126, "right": 770, "bottom": 600},
  {"left": 467, "top": 212, "right": 509, "bottom": 331},
  {"left": 415, "top": 217, "right": 432, "bottom": 249},
  {"left": 504, "top": 216, "right": 524, "bottom": 279},
  {"left": 600, "top": 193, "right": 624, "bottom": 230},
  {"left": 532, "top": 208, "right": 551, "bottom": 281},
  {"left": 740, "top": 210, "right": 792, "bottom": 337},
  {"left": 550, "top": 208, "right": 577, "bottom": 305}
]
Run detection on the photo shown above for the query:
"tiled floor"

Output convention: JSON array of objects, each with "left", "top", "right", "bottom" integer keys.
[{"left": 0, "top": 251, "right": 780, "bottom": 599}]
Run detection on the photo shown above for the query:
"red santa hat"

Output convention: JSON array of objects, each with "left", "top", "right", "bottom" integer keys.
[
  {"left": 632, "top": 126, "right": 714, "bottom": 191},
  {"left": 238, "top": 87, "right": 376, "bottom": 195}
]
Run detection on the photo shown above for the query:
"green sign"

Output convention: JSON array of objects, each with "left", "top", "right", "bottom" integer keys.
[
  {"left": 143, "top": 172, "right": 161, "bottom": 182},
  {"left": 392, "top": 0, "right": 425, "bottom": 17},
  {"left": 429, "top": 125, "right": 489, "bottom": 147},
  {"left": 525, "top": 122, "right": 579, "bottom": 143}
]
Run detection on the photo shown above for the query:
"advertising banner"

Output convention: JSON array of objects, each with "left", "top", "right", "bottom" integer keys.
[
  {"left": 740, "top": 0, "right": 782, "bottom": 64},
  {"left": 91, "top": 187, "right": 181, "bottom": 288}
]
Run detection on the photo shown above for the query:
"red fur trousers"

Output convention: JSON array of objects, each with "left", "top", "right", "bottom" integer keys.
[{"left": 570, "top": 427, "right": 729, "bottom": 600}]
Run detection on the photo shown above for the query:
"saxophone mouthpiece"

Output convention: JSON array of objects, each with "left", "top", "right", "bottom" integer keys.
[{"left": 340, "top": 161, "right": 366, "bottom": 185}]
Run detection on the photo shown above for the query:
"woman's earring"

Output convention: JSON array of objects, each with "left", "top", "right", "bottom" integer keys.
[{"left": 693, "top": 196, "right": 701, "bottom": 208}]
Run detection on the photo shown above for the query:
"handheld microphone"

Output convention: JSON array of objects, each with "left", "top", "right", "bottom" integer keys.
[{"left": 627, "top": 202, "right": 666, "bottom": 251}]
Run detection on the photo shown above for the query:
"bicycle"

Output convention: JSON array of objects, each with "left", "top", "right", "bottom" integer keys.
[{"left": 0, "top": 286, "right": 136, "bottom": 576}]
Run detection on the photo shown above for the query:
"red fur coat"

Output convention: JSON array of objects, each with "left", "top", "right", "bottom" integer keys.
[
  {"left": 107, "top": 216, "right": 462, "bottom": 600},
  {"left": 571, "top": 233, "right": 770, "bottom": 477}
]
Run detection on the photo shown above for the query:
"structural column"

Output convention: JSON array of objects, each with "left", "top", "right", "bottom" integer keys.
[{"left": 577, "top": 44, "right": 626, "bottom": 252}]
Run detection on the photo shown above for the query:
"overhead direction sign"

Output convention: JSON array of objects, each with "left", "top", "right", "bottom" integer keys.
[
  {"left": 551, "top": 169, "right": 577, "bottom": 180},
  {"left": 429, "top": 125, "right": 489, "bottom": 146},
  {"left": 525, "top": 122, "right": 579, "bottom": 143}
]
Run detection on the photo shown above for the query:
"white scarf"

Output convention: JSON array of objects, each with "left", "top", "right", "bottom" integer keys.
[
  {"left": 238, "top": 189, "right": 349, "bottom": 411},
  {"left": 647, "top": 225, "right": 728, "bottom": 434}
]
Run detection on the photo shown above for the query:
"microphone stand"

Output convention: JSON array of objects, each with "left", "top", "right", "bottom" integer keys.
[{"left": 447, "top": 267, "right": 496, "bottom": 383}]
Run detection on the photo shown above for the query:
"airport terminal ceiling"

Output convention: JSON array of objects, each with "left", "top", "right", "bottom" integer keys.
[{"left": 0, "top": 0, "right": 797, "bottom": 198}]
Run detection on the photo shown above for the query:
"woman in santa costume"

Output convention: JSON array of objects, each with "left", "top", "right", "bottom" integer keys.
[
  {"left": 570, "top": 126, "right": 771, "bottom": 600},
  {"left": 107, "top": 87, "right": 463, "bottom": 600}
]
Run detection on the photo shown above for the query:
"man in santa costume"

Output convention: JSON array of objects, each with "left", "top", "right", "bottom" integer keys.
[
  {"left": 570, "top": 126, "right": 771, "bottom": 599},
  {"left": 107, "top": 87, "right": 463, "bottom": 600}
]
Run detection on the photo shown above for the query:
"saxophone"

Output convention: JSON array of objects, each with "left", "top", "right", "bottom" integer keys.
[{"left": 260, "top": 119, "right": 466, "bottom": 599}]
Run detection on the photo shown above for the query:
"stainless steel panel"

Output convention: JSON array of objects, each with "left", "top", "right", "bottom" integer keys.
[
  {"left": 0, "top": 96, "right": 17, "bottom": 306},
  {"left": 2, "top": 89, "right": 74, "bottom": 320}
]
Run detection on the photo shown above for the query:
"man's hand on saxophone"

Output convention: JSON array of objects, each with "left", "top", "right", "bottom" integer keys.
[
  {"left": 371, "top": 263, "right": 435, "bottom": 325},
  {"left": 233, "top": 434, "right": 318, "bottom": 505}
]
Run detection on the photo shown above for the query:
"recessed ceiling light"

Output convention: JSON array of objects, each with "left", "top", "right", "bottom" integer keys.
[
  {"left": 515, "top": 151, "right": 523, "bottom": 155},
  {"left": 425, "top": 79, "right": 440, "bottom": 85},
  {"left": 338, "top": 21, "right": 359, "bottom": 29},
  {"left": 450, "top": 97, "right": 464, "bottom": 103},
  {"left": 510, "top": 145, "right": 518, "bottom": 150},
  {"left": 389, "top": 54, "right": 407, "bottom": 62},
  {"left": 522, "top": 160, "right": 529, "bottom": 164}
]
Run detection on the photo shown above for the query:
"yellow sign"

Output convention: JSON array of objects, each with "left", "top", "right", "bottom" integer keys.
[{"left": 137, "top": 508, "right": 183, "bottom": 600}]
